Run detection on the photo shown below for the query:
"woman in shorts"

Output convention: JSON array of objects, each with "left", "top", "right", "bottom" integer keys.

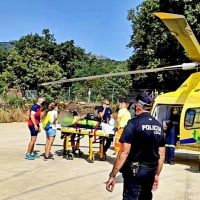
[{"left": 44, "top": 102, "right": 58, "bottom": 161}]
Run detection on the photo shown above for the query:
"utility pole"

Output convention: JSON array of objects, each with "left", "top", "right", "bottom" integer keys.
[
  {"left": 68, "top": 87, "right": 71, "bottom": 102},
  {"left": 88, "top": 88, "right": 91, "bottom": 103},
  {"left": 111, "top": 87, "right": 114, "bottom": 106}
]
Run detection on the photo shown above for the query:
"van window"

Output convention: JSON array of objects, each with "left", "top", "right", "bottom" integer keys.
[{"left": 184, "top": 108, "right": 200, "bottom": 129}]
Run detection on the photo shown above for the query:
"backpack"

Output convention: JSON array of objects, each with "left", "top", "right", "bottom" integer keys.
[
  {"left": 84, "top": 113, "right": 101, "bottom": 122},
  {"left": 42, "top": 113, "right": 51, "bottom": 131}
]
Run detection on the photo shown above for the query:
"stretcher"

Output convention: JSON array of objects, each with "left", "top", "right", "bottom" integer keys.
[{"left": 60, "top": 118, "right": 115, "bottom": 163}]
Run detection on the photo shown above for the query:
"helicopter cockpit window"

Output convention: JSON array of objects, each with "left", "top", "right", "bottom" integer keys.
[{"left": 184, "top": 108, "right": 200, "bottom": 129}]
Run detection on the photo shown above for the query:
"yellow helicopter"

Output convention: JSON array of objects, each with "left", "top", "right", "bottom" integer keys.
[
  {"left": 41, "top": 13, "right": 200, "bottom": 164},
  {"left": 152, "top": 13, "right": 200, "bottom": 153}
]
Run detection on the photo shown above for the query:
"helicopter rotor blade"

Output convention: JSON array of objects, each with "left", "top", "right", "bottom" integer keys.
[
  {"left": 154, "top": 12, "right": 200, "bottom": 63},
  {"left": 41, "top": 63, "right": 198, "bottom": 86}
]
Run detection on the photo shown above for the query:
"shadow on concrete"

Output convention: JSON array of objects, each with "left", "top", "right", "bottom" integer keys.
[
  {"left": 55, "top": 149, "right": 65, "bottom": 157},
  {"left": 109, "top": 146, "right": 114, "bottom": 151},
  {"left": 105, "top": 156, "right": 116, "bottom": 165},
  {"left": 40, "top": 152, "right": 45, "bottom": 157},
  {"left": 36, "top": 143, "right": 99, "bottom": 150},
  {"left": 115, "top": 174, "right": 123, "bottom": 183},
  {"left": 33, "top": 150, "right": 40, "bottom": 154},
  {"left": 175, "top": 151, "right": 199, "bottom": 161},
  {"left": 34, "top": 150, "right": 56, "bottom": 158},
  {"left": 33, "top": 148, "right": 54, "bottom": 158},
  {"left": 39, "top": 152, "right": 54, "bottom": 158},
  {"left": 185, "top": 167, "right": 200, "bottom": 173},
  {"left": 80, "top": 145, "right": 99, "bottom": 149},
  {"left": 36, "top": 143, "right": 62, "bottom": 147},
  {"left": 172, "top": 151, "right": 200, "bottom": 173}
]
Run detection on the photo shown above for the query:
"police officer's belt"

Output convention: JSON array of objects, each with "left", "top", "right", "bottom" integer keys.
[{"left": 139, "top": 162, "right": 158, "bottom": 169}]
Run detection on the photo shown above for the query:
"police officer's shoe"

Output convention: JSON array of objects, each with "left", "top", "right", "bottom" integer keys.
[
  {"left": 169, "top": 161, "right": 175, "bottom": 165},
  {"left": 164, "top": 161, "right": 169, "bottom": 164}
]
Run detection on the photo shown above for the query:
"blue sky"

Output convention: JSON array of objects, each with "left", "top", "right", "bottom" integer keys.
[{"left": 0, "top": 0, "right": 143, "bottom": 61}]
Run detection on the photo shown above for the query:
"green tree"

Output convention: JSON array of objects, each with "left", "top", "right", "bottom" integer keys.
[
  {"left": 1, "top": 29, "right": 92, "bottom": 101},
  {"left": 54, "top": 40, "right": 89, "bottom": 91},
  {"left": 127, "top": 0, "right": 200, "bottom": 90},
  {"left": 0, "top": 48, "right": 9, "bottom": 73},
  {"left": 2, "top": 48, "right": 64, "bottom": 100},
  {"left": 71, "top": 59, "right": 132, "bottom": 102}
]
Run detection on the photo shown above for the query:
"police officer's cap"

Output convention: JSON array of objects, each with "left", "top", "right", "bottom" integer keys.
[{"left": 131, "top": 93, "right": 154, "bottom": 107}]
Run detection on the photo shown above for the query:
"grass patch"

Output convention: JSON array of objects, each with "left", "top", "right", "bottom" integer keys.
[
  {"left": 0, "top": 107, "right": 28, "bottom": 123},
  {"left": 0, "top": 102, "right": 119, "bottom": 123}
]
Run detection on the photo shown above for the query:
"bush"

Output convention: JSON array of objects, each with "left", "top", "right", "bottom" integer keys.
[
  {"left": 6, "top": 95, "right": 23, "bottom": 108},
  {"left": 0, "top": 108, "right": 28, "bottom": 123},
  {"left": 0, "top": 102, "right": 119, "bottom": 123}
]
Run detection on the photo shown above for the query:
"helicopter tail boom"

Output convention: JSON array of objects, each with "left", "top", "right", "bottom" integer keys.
[{"left": 41, "top": 63, "right": 198, "bottom": 86}]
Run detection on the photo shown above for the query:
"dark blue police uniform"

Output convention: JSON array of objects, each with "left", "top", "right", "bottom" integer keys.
[
  {"left": 165, "top": 124, "right": 176, "bottom": 163},
  {"left": 97, "top": 106, "right": 113, "bottom": 153},
  {"left": 97, "top": 106, "right": 112, "bottom": 122},
  {"left": 165, "top": 113, "right": 180, "bottom": 164},
  {"left": 119, "top": 113, "right": 165, "bottom": 200}
]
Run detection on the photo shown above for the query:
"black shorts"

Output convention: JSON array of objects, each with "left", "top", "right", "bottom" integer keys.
[{"left": 29, "top": 125, "right": 39, "bottom": 137}]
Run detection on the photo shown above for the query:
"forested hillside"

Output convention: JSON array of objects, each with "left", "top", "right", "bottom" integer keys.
[
  {"left": 0, "top": 42, "right": 13, "bottom": 50},
  {"left": 1, "top": 0, "right": 200, "bottom": 103},
  {"left": 0, "top": 30, "right": 131, "bottom": 103}
]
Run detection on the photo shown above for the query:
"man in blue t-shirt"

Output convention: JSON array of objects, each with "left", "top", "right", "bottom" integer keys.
[
  {"left": 106, "top": 93, "right": 165, "bottom": 200},
  {"left": 25, "top": 97, "right": 45, "bottom": 160},
  {"left": 97, "top": 99, "right": 113, "bottom": 155}
]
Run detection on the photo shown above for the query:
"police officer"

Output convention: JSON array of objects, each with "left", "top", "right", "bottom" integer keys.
[{"left": 106, "top": 93, "right": 165, "bottom": 200}]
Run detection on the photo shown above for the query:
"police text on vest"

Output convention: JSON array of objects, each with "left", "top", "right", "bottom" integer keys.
[{"left": 142, "top": 125, "right": 161, "bottom": 135}]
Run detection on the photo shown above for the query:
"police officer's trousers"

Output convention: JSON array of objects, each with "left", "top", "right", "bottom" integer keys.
[
  {"left": 122, "top": 167, "right": 157, "bottom": 200},
  {"left": 165, "top": 125, "right": 176, "bottom": 162}
]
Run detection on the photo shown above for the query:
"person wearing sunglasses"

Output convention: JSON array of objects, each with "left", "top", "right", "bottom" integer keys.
[{"left": 98, "top": 99, "right": 113, "bottom": 156}]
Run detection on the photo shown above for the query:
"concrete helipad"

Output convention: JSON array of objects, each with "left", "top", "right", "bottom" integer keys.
[{"left": 0, "top": 122, "right": 200, "bottom": 200}]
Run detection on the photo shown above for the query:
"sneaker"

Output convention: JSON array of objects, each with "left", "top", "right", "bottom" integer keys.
[
  {"left": 169, "top": 161, "right": 175, "bottom": 165},
  {"left": 44, "top": 156, "right": 54, "bottom": 161},
  {"left": 31, "top": 154, "right": 40, "bottom": 159},
  {"left": 25, "top": 154, "right": 35, "bottom": 160}
]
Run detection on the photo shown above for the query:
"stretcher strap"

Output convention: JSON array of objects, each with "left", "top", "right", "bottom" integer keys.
[
  {"left": 93, "top": 121, "right": 101, "bottom": 142},
  {"left": 73, "top": 118, "right": 81, "bottom": 129}
]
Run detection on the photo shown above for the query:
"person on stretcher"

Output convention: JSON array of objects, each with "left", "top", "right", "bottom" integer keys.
[
  {"left": 63, "top": 102, "right": 79, "bottom": 156},
  {"left": 114, "top": 99, "right": 131, "bottom": 155}
]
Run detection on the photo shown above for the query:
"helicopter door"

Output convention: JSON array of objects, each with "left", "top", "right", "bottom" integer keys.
[{"left": 152, "top": 105, "right": 172, "bottom": 127}]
